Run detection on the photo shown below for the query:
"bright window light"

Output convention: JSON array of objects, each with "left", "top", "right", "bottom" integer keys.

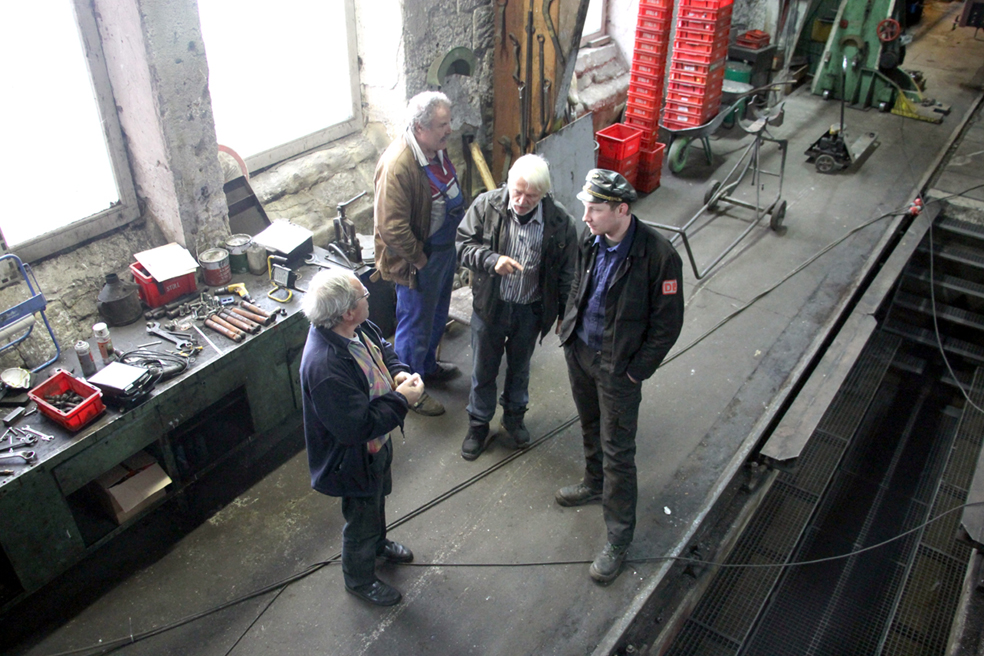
[
  {"left": 583, "top": 0, "right": 605, "bottom": 37},
  {"left": 198, "top": 0, "right": 353, "bottom": 162},
  {"left": 0, "top": 4, "right": 119, "bottom": 248}
]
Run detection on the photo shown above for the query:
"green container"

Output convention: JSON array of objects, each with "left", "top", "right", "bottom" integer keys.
[{"left": 725, "top": 61, "right": 752, "bottom": 83}]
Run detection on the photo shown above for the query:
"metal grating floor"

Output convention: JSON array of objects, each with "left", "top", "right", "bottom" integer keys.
[
  {"left": 664, "top": 333, "right": 902, "bottom": 656},
  {"left": 663, "top": 333, "right": 984, "bottom": 656}
]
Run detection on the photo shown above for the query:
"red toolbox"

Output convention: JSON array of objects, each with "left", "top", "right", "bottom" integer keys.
[{"left": 130, "top": 262, "right": 197, "bottom": 309}]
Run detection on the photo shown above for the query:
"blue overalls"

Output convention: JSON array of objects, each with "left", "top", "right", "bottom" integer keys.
[{"left": 393, "top": 164, "right": 465, "bottom": 376}]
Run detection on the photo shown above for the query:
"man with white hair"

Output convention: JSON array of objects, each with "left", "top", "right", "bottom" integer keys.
[
  {"left": 456, "top": 154, "right": 577, "bottom": 460},
  {"left": 373, "top": 91, "right": 465, "bottom": 416},
  {"left": 299, "top": 268, "right": 425, "bottom": 606}
]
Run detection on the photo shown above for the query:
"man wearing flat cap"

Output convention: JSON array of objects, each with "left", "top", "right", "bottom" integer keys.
[{"left": 556, "top": 169, "right": 685, "bottom": 584}]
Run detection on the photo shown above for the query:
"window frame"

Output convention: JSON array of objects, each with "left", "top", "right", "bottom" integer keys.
[
  {"left": 580, "top": 0, "right": 609, "bottom": 47},
  {"left": 10, "top": 0, "right": 141, "bottom": 264},
  {"left": 238, "top": 0, "right": 363, "bottom": 173}
]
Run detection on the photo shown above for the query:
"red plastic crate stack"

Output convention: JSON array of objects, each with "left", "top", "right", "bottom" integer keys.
[
  {"left": 663, "top": 0, "right": 733, "bottom": 131},
  {"left": 595, "top": 123, "right": 643, "bottom": 186},
  {"left": 625, "top": 0, "right": 673, "bottom": 192}
]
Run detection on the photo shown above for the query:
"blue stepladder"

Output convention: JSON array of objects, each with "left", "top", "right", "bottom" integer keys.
[{"left": 0, "top": 254, "right": 61, "bottom": 372}]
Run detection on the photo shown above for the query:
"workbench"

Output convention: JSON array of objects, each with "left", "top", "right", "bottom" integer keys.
[{"left": 0, "top": 270, "right": 313, "bottom": 611}]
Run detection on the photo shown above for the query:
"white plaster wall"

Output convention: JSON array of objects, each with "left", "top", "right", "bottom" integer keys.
[
  {"left": 356, "top": 0, "right": 409, "bottom": 141},
  {"left": 607, "top": 0, "right": 639, "bottom": 64},
  {"left": 95, "top": 0, "right": 181, "bottom": 244}
]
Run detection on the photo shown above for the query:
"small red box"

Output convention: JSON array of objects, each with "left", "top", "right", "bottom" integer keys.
[
  {"left": 596, "top": 123, "right": 644, "bottom": 161},
  {"left": 29, "top": 371, "right": 106, "bottom": 431},
  {"left": 130, "top": 262, "right": 197, "bottom": 309}
]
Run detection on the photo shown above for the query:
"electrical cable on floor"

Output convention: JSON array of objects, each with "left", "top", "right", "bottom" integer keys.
[{"left": 43, "top": 182, "right": 984, "bottom": 656}]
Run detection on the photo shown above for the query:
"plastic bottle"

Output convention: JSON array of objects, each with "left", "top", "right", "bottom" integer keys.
[{"left": 93, "top": 322, "right": 114, "bottom": 361}]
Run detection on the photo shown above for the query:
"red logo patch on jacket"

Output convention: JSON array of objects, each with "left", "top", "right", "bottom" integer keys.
[{"left": 662, "top": 280, "right": 678, "bottom": 295}]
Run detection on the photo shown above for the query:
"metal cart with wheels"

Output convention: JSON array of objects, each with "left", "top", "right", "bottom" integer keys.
[{"left": 651, "top": 100, "right": 788, "bottom": 280}]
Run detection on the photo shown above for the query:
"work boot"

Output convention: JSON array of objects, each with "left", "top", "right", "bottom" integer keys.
[
  {"left": 411, "top": 391, "right": 445, "bottom": 416},
  {"left": 424, "top": 361, "right": 460, "bottom": 384},
  {"left": 461, "top": 423, "right": 491, "bottom": 461},
  {"left": 499, "top": 412, "right": 530, "bottom": 448},
  {"left": 345, "top": 579, "right": 402, "bottom": 606},
  {"left": 554, "top": 482, "right": 602, "bottom": 507},
  {"left": 589, "top": 542, "right": 628, "bottom": 584}
]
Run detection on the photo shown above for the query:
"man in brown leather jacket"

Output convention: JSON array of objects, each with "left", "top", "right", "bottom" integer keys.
[{"left": 373, "top": 91, "right": 465, "bottom": 416}]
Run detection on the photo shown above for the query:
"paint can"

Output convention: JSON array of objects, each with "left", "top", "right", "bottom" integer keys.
[
  {"left": 224, "top": 234, "right": 252, "bottom": 274},
  {"left": 199, "top": 248, "right": 232, "bottom": 287},
  {"left": 246, "top": 242, "right": 268, "bottom": 275}
]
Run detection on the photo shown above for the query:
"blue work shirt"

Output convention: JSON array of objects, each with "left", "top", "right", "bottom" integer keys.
[{"left": 576, "top": 217, "right": 637, "bottom": 351}]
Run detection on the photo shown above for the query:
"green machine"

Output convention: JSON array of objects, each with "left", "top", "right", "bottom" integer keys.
[{"left": 810, "top": 0, "right": 949, "bottom": 122}]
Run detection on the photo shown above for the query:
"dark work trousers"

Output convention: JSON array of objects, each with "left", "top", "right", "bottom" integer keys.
[
  {"left": 564, "top": 337, "right": 643, "bottom": 547},
  {"left": 340, "top": 439, "right": 393, "bottom": 589},
  {"left": 394, "top": 242, "right": 457, "bottom": 377},
  {"left": 466, "top": 302, "right": 542, "bottom": 425}
]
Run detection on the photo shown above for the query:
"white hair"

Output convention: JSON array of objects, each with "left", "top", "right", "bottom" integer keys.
[
  {"left": 301, "top": 269, "right": 360, "bottom": 328},
  {"left": 406, "top": 91, "right": 451, "bottom": 131},
  {"left": 508, "top": 154, "right": 552, "bottom": 195}
]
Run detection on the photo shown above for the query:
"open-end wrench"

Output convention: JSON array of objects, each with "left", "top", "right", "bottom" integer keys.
[
  {"left": 146, "top": 322, "right": 195, "bottom": 350},
  {"left": 0, "top": 451, "right": 37, "bottom": 463}
]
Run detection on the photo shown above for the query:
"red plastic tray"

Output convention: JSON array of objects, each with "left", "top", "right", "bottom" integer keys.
[{"left": 29, "top": 370, "right": 106, "bottom": 432}]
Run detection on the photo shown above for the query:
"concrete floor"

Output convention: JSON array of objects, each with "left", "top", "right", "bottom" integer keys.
[{"left": 5, "top": 5, "right": 984, "bottom": 655}]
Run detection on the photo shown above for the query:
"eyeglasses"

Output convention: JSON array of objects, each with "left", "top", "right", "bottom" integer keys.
[{"left": 361, "top": 290, "right": 370, "bottom": 299}]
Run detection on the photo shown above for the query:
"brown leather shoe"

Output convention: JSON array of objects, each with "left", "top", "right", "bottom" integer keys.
[{"left": 411, "top": 391, "right": 445, "bottom": 416}]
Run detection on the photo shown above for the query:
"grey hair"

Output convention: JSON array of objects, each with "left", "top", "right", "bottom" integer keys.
[
  {"left": 406, "top": 91, "right": 451, "bottom": 131},
  {"left": 508, "top": 154, "right": 552, "bottom": 195},
  {"left": 301, "top": 269, "right": 360, "bottom": 329}
]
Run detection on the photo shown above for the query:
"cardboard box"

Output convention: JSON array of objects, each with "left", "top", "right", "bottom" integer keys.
[{"left": 94, "top": 451, "right": 172, "bottom": 525}]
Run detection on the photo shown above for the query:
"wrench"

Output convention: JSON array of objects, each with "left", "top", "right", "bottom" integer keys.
[
  {"left": 0, "top": 451, "right": 37, "bottom": 463},
  {"left": 146, "top": 322, "right": 195, "bottom": 350}
]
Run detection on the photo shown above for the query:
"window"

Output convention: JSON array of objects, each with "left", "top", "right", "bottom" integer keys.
[
  {"left": 0, "top": 0, "right": 139, "bottom": 262},
  {"left": 198, "top": 0, "right": 362, "bottom": 172},
  {"left": 580, "top": 0, "right": 608, "bottom": 46}
]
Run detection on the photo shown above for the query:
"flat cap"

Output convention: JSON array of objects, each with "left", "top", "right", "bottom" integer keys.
[{"left": 576, "top": 169, "right": 638, "bottom": 205}]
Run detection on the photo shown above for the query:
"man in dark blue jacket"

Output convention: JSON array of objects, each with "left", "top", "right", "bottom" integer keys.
[
  {"left": 557, "top": 169, "right": 685, "bottom": 584},
  {"left": 300, "top": 269, "right": 424, "bottom": 606}
]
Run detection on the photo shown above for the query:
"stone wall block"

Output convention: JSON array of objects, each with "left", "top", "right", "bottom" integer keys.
[
  {"left": 459, "top": 0, "right": 491, "bottom": 13},
  {"left": 473, "top": 5, "right": 494, "bottom": 47}
]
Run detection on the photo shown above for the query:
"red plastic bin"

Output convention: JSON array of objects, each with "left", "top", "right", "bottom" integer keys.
[
  {"left": 596, "top": 123, "right": 644, "bottom": 162},
  {"left": 636, "top": 168, "right": 662, "bottom": 193},
  {"left": 639, "top": 0, "right": 674, "bottom": 8},
  {"left": 681, "top": 0, "right": 733, "bottom": 9},
  {"left": 639, "top": 143, "right": 667, "bottom": 172},
  {"left": 624, "top": 115, "right": 660, "bottom": 137},
  {"left": 29, "top": 370, "right": 106, "bottom": 431},
  {"left": 598, "top": 151, "right": 640, "bottom": 173},
  {"left": 130, "top": 262, "right": 197, "bottom": 309}
]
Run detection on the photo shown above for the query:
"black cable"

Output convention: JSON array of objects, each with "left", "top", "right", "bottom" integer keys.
[{"left": 43, "top": 182, "right": 984, "bottom": 656}]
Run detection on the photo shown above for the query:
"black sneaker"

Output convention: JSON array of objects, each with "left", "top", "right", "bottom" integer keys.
[
  {"left": 345, "top": 579, "right": 402, "bottom": 606},
  {"left": 554, "top": 482, "right": 603, "bottom": 507},
  {"left": 424, "top": 362, "right": 460, "bottom": 383},
  {"left": 461, "top": 424, "right": 491, "bottom": 461},
  {"left": 589, "top": 542, "right": 628, "bottom": 584},
  {"left": 500, "top": 414, "right": 530, "bottom": 448}
]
